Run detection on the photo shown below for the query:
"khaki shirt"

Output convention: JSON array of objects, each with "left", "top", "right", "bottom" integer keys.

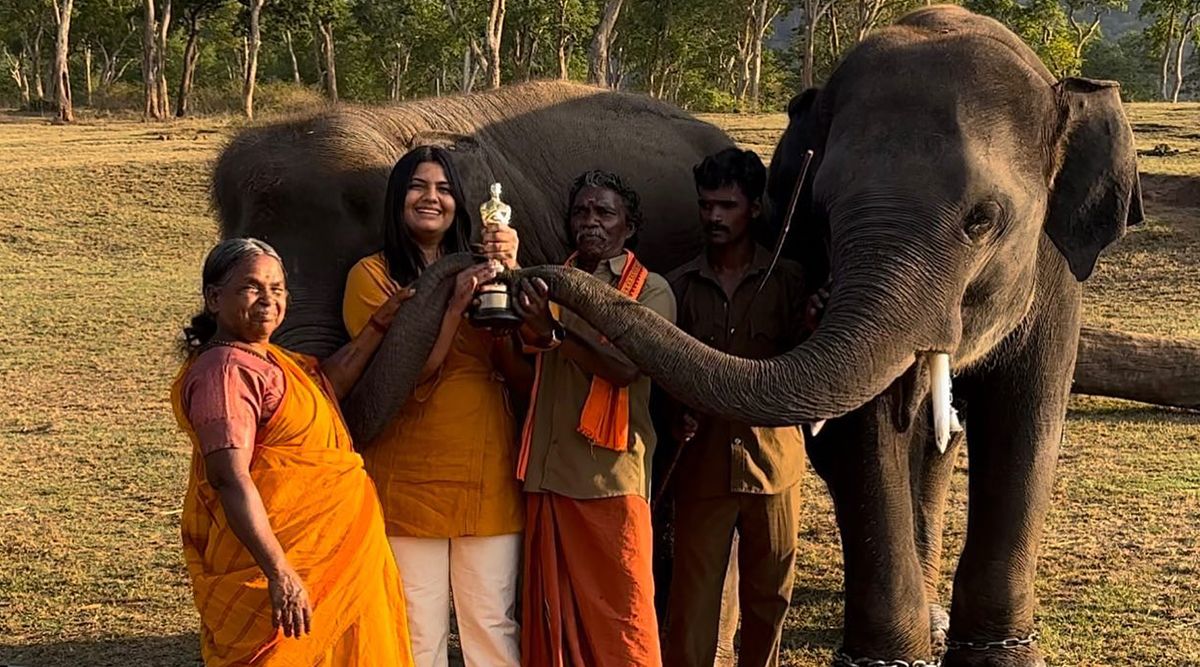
[
  {"left": 667, "top": 246, "right": 807, "bottom": 499},
  {"left": 522, "top": 253, "right": 677, "bottom": 500}
]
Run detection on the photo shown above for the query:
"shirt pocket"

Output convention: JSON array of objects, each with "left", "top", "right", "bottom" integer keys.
[
  {"left": 686, "top": 306, "right": 723, "bottom": 348},
  {"left": 748, "top": 307, "right": 787, "bottom": 357}
]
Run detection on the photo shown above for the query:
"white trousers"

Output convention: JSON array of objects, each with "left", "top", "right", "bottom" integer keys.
[{"left": 389, "top": 534, "right": 522, "bottom": 667}]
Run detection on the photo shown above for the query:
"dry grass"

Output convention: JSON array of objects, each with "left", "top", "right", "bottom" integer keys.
[{"left": 0, "top": 105, "right": 1196, "bottom": 666}]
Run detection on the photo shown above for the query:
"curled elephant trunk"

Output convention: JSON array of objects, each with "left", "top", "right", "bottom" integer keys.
[
  {"left": 514, "top": 263, "right": 929, "bottom": 426},
  {"left": 341, "top": 253, "right": 477, "bottom": 446}
]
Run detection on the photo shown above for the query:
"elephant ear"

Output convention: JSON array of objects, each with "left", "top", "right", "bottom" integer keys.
[
  {"left": 766, "top": 87, "right": 829, "bottom": 289},
  {"left": 1046, "top": 77, "right": 1144, "bottom": 282}
]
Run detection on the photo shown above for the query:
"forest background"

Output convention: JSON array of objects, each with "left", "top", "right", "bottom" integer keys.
[{"left": 3, "top": 0, "right": 1199, "bottom": 123}]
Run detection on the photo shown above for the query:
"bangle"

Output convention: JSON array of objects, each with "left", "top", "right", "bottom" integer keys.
[{"left": 368, "top": 317, "right": 388, "bottom": 335}]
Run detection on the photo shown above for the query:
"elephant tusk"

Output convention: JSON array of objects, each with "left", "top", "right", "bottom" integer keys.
[
  {"left": 929, "top": 353, "right": 963, "bottom": 454},
  {"left": 810, "top": 420, "right": 826, "bottom": 437}
]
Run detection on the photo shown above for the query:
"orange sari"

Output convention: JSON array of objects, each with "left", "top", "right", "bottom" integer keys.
[{"left": 172, "top": 346, "right": 414, "bottom": 666}]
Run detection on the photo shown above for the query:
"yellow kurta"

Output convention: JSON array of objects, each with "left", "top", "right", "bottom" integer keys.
[
  {"left": 343, "top": 252, "right": 524, "bottom": 538},
  {"left": 172, "top": 345, "right": 413, "bottom": 667}
]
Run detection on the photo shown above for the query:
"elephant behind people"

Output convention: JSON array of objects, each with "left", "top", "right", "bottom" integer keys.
[
  {"left": 212, "top": 80, "right": 733, "bottom": 361},
  {"left": 506, "top": 6, "right": 1142, "bottom": 667}
]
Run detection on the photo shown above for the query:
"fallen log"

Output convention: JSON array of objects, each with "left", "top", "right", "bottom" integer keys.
[{"left": 1073, "top": 326, "right": 1200, "bottom": 410}]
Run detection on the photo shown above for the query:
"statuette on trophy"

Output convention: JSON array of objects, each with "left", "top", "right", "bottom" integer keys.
[{"left": 469, "top": 182, "right": 523, "bottom": 329}]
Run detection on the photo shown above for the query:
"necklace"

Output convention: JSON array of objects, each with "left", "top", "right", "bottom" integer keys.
[{"left": 197, "top": 339, "right": 272, "bottom": 363}]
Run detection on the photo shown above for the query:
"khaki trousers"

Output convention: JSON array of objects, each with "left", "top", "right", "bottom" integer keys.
[
  {"left": 389, "top": 534, "right": 522, "bottom": 667},
  {"left": 664, "top": 486, "right": 800, "bottom": 667}
]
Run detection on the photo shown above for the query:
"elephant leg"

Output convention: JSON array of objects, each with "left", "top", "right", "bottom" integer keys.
[
  {"left": 946, "top": 302, "right": 1080, "bottom": 667},
  {"left": 807, "top": 398, "right": 932, "bottom": 664},
  {"left": 910, "top": 414, "right": 964, "bottom": 656}
]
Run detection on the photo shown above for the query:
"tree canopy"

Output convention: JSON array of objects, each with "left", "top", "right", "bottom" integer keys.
[{"left": 1, "top": 0, "right": 1193, "bottom": 117}]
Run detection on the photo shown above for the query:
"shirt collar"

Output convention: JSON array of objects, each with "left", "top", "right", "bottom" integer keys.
[
  {"left": 683, "top": 244, "right": 773, "bottom": 282},
  {"left": 574, "top": 251, "right": 630, "bottom": 279}
]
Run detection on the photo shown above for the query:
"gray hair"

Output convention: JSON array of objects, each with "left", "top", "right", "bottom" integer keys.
[
  {"left": 565, "top": 170, "right": 643, "bottom": 249},
  {"left": 181, "top": 238, "right": 285, "bottom": 352}
]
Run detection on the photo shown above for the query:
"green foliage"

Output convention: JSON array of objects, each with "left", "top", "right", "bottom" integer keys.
[
  {"left": 1082, "top": 32, "right": 1161, "bottom": 100},
  {"left": 967, "top": 0, "right": 1082, "bottom": 75},
  {"left": 0, "top": 0, "right": 1190, "bottom": 112}
]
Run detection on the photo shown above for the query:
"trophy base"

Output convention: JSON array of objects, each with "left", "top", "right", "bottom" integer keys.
[{"left": 469, "top": 306, "right": 524, "bottom": 330}]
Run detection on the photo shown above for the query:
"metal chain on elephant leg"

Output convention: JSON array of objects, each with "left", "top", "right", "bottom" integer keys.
[
  {"left": 832, "top": 649, "right": 941, "bottom": 667},
  {"left": 944, "top": 631, "right": 1039, "bottom": 652}
]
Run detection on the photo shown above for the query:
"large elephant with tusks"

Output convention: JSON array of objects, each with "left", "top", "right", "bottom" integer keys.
[{"left": 507, "top": 6, "right": 1142, "bottom": 667}]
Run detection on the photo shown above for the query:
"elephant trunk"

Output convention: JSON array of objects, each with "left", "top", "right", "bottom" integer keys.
[
  {"left": 517, "top": 252, "right": 935, "bottom": 426},
  {"left": 341, "top": 253, "right": 476, "bottom": 445}
]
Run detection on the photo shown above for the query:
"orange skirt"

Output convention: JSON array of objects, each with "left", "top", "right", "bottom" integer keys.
[{"left": 522, "top": 492, "right": 662, "bottom": 667}]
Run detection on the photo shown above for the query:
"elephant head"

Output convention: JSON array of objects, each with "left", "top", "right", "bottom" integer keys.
[{"left": 516, "top": 7, "right": 1142, "bottom": 427}]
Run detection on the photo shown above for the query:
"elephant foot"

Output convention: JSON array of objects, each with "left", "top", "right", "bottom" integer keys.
[
  {"left": 929, "top": 603, "right": 950, "bottom": 656},
  {"left": 943, "top": 641, "right": 1045, "bottom": 667}
]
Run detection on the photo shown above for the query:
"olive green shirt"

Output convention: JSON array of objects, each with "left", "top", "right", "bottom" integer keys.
[
  {"left": 667, "top": 245, "right": 808, "bottom": 499},
  {"left": 521, "top": 253, "right": 677, "bottom": 500}
]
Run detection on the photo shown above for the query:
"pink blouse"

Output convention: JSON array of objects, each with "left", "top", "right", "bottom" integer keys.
[{"left": 180, "top": 346, "right": 284, "bottom": 456}]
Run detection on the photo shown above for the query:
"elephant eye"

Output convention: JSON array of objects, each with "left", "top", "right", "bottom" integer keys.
[{"left": 963, "top": 201, "right": 1003, "bottom": 241}]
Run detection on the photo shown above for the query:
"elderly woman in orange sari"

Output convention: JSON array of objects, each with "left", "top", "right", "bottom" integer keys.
[{"left": 172, "top": 237, "right": 415, "bottom": 666}]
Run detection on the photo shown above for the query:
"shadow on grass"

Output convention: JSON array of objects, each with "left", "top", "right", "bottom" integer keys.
[{"left": 0, "top": 632, "right": 200, "bottom": 667}]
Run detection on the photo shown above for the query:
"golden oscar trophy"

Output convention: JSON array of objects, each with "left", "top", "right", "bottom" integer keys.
[{"left": 469, "top": 182, "right": 524, "bottom": 329}]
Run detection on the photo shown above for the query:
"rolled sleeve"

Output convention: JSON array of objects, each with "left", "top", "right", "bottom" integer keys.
[{"left": 181, "top": 350, "right": 281, "bottom": 456}]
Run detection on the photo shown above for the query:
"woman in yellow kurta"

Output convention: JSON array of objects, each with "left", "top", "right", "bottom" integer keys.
[
  {"left": 173, "top": 237, "right": 414, "bottom": 666},
  {"left": 343, "top": 146, "right": 530, "bottom": 667}
]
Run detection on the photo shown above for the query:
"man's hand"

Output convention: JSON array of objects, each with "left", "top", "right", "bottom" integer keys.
[
  {"left": 514, "top": 277, "right": 558, "bottom": 340},
  {"left": 482, "top": 223, "right": 520, "bottom": 270},
  {"left": 673, "top": 411, "right": 700, "bottom": 444},
  {"left": 804, "top": 281, "right": 831, "bottom": 331}
]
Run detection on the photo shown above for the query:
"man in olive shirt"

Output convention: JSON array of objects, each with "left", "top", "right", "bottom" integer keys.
[
  {"left": 664, "top": 148, "right": 808, "bottom": 667},
  {"left": 514, "top": 170, "right": 676, "bottom": 667}
]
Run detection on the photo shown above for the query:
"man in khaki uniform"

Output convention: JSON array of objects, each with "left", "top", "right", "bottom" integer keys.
[{"left": 664, "top": 148, "right": 808, "bottom": 667}]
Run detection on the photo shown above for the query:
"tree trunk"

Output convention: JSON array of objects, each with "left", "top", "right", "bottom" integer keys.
[
  {"left": 461, "top": 47, "right": 472, "bottom": 93},
  {"left": 318, "top": 20, "right": 337, "bottom": 102},
  {"left": 52, "top": 0, "right": 75, "bottom": 122},
  {"left": 588, "top": 0, "right": 623, "bottom": 86},
  {"left": 1170, "top": 14, "right": 1196, "bottom": 103},
  {"left": 485, "top": 0, "right": 505, "bottom": 89},
  {"left": 284, "top": 29, "right": 301, "bottom": 85},
  {"left": 750, "top": 0, "right": 768, "bottom": 111},
  {"left": 83, "top": 45, "right": 92, "bottom": 107},
  {"left": 176, "top": 16, "right": 201, "bottom": 117},
  {"left": 1159, "top": 11, "right": 1176, "bottom": 101},
  {"left": 311, "top": 24, "right": 325, "bottom": 86},
  {"left": 33, "top": 25, "right": 46, "bottom": 101},
  {"left": 155, "top": 0, "right": 172, "bottom": 118},
  {"left": 557, "top": 0, "right": 571, "bottom": 79},
  {"left": 1073, "top": 326, "right": 1200, "bottom": 410},
  {"left": 802, "top": 14, "right": 816, "bottom": 88},
  {"left": 5, "top": 48, "right": 31, "bottom": 105},
  {"left": 243, "top": 0, "right": 264, "bottom": 119},
  {"left": 142, "top": 0, "right": 159, "bottom": 118},
  {"left": 830, "top": 9, "right": 841, "bottom": 57}
]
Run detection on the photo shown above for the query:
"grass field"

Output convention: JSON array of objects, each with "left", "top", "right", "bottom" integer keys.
[{"left": 1, "top": 104, "right": 1197, "bottom": 666}]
